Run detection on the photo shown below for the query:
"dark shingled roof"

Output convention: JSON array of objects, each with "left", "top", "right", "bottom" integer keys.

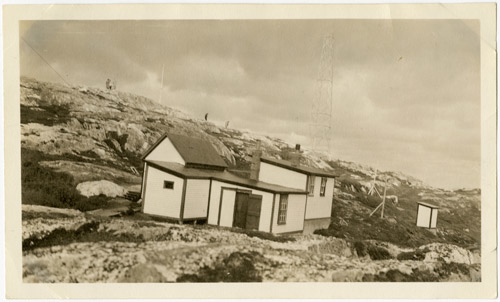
[
  {"left": 146, "top": 160, "right": 308, "bottom": 194},
  {"left": 142, "top": 133, "right": 228, "bottom": 169},
  {"left": 260, "top": 156, "right": 338, "bottom": 178},
  {"left": 417, "top": 201, "right": 440, "bottom": 209}
]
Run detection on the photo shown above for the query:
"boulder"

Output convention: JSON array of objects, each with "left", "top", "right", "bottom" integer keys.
[
  {"left": 119, "top": 263, "right": 168, "bottom": 282},
  {"left": 76, "top": 180, "right": 127, "bottom": 197}
]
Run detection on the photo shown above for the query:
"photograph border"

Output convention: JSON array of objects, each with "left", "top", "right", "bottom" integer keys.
[{"left": 4, "top": 3, "right": 497, "bottom": 299}]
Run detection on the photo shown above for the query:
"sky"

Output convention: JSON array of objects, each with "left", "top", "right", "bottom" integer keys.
[{"left": 19, "top": 19, "right": 481, "bottom": 190}]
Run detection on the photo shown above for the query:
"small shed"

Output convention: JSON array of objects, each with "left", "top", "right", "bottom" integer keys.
[{"left": 416, "top": 201, "right": 440, "bottom": 229}]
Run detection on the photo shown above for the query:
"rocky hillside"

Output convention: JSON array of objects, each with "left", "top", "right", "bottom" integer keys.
[{"left": 20, "top": 77, "right": 481, "bottom": 248}]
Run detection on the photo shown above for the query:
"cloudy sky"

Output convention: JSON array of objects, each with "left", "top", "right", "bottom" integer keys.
[{"left": 20, "top": 19, "right": 480, "bottom": 189}]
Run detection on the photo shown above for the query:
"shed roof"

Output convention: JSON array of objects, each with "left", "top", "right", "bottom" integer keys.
[
  {"left": 142, "top": 133, "right": 228, "bottom": 169},
  {"left": 147, "top": 160, "right": 308, "bottom": 194},
  {"left": 260, "top": 156, "right": 338, "bottom": 178},
  {"left": 417, "top": 201, "right": 440, "bottom": 209}
]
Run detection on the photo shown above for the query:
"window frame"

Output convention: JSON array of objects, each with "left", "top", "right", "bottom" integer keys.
[
  {"left": 320, "top": 177, "right": 327, "bottom": 197},
  {"left": 308, "top": 175, "right": 315, "bottom": 197},
  {"left": 277, "top": 194, "right": 288, "bottom": 225},
  {"left": 163, "top": 180, "right": 174, "bottom": 189}
]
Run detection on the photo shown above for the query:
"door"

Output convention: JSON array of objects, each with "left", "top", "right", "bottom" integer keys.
[
  {"left": 245, "top": 194, "right": 262, "bottom": 230},
  {"left": 233, "top": 192, "right": 249, "bottom": 228}
]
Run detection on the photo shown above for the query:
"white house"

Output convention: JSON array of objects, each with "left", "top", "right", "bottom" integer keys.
[
  {"left": 140, "top": 133, "right": 309, "bottom": 234},
  {"left": 416, "top": 201, "right": 439, "bottom": 229},
  {"left": 252, "top": 151, "right": 337, "bottom": 234}
]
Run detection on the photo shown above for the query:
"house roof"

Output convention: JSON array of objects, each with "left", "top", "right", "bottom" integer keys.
[
  {"left": 260, "top": 156, "right": 338, "bottom": 178},
  {"left": 417, "top": 201, "right": 440, "bottom": 209},
  {"left": 146, "top": 160, "right": 308, "bottom": 194},
  {"left": 142, "top": 133, "right": 228, "bottom": 169}
]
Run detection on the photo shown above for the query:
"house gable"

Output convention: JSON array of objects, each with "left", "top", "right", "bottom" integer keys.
[{"left": 144, "top": 135, "right": 185, "bottom": 165}]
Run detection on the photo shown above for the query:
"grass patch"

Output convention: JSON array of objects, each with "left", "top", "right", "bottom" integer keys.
[
  {"left": 22, "top": 221, "right": 144, "bottom": 252},
  {"left": 21, "top": 210, "right": 76, "bottom": 221},
  {"left": 21, "top": 148, "right": 111, "bottom": 211},
  {"left": 176, "top": 251, "right": 263, "bottom": 282}
]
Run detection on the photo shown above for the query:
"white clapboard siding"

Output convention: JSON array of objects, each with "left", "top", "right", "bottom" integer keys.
[
  {"left": 416, "top": 205, "right": 432, "bottom": 227},
  {"left": 431, "top": 209, "right": 438, "bottom": 228},
  {"left": 272, "top": 193, "right": 306, "bottom": 234},
  {"left": 207, "top": 180, "right": 274, "bottom": 232},
  {"left": 305, "top": 177, "right": 334, "bottom": 219},
  {"left": 219, "top": 189, "right": 236, "bottom": 227},
  {"left": 143, "top": 166, "right": 183, "bottom": 218},
  {"left": 140, "top": 162, "right": 148, "bottom": 199},
  {"left": 258, "top": 162, "right": 307, "bottom": 190},
  {"left": 183, "top": 179, "right": 211, "bottom": 219},
  {"left": 145, "top": 137, "right": 185, "bottom": 164}
]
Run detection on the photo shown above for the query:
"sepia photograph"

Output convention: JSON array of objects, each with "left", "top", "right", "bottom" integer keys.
[{"left": 3, "top": 2, "right": 497, "bottom": 299}]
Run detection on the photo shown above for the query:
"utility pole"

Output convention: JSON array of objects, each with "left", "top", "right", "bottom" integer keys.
[{"left": 159, "top": 63, "right": 165, "bottom": 103}]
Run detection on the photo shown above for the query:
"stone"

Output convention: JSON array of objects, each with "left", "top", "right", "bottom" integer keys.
[{"left": 76, "top": 180, "right": 127, "bottom": 197}]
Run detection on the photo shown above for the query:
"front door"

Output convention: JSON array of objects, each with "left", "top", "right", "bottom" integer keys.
[
  {"left": 233, "top": 192, "right": 249, "bottom": 228},
  {"left": 245, "top": 194, "right": 262, "bottom": 230},
  {"left": 233, "top": 192, "right": 262, "bottom": 230}
]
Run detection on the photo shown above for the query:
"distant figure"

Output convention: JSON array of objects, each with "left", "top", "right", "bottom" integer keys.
[
  {"left": 225, "top": 121, "right": 229, "bottom": 128},
  {"left": 106, "top": 78, "right": 116, "bottom": 90},
  {"left": 204, "top": 113, "right": 208, "bottom": 121}
]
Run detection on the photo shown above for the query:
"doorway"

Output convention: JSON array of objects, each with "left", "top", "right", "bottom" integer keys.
[{"left": 233, "top": 192, "right": 262, "bottom": 230}]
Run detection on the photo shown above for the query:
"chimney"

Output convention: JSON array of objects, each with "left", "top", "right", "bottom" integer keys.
[
  {"left": 250, "top": 140, "right": 262, "bottom": 180},
  {"left": 290, "top": 144, "right": 301, "bottom": 167}
]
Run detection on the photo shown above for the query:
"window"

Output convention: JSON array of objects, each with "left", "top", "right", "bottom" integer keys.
[
  {"left": 278, "top": 194, "right": 288, "bottom": 225},
  {"left": 320, "top": 177, "right": 327, "bottom": 196},
  {"left": 308, "top": 175, "right": 315, "bottom": 196},
  {"left": 163, "top": 181, "right": 174, "bottom": 189}
]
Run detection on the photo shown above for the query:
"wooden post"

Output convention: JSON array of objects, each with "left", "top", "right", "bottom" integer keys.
[
  {"left": 381, "top": 180, "right": 387, "bottom": 218},
  {"left": 369, "top": 201, "right": 384, "bottom": 217}
]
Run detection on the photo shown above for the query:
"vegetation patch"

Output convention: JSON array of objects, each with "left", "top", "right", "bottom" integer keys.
[
  {"left": 22, "top": 221, "right": 145, "bottom": 252},
  {"left": 21, "top": 210, "right": 76, "bottom": 221},
  {"left": 397, "top": 247, "right": 430, "bottom": 261},
  {"left": 436, "top": 261, "right": 470, "bottom": 279},
  {"left": 21, "top": 104, "right": 72, "bottom": 126},
  {"left": 354, "top": 192, "right": 382, "bottom": 208},
  {"left": 353, "top": 241, "right": 393, "bottom": 260},
  {"left": 176, "top": 251, "right": 263, "bottom": 282},
  {"left": 21, "top": 148, "right": 111, "bottom": 211},
  {"left": 314, "top": 193, "right": 445, "bottom": 248},
  {"left": 362, "top": 261, "right": 472, "bottom": 282},
  {"left": 337, "top": 175, "right": 364, "bottom": 193}
]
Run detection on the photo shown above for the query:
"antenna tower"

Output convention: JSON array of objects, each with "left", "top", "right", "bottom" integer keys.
[{"left": 310, "top": 34, "right": 335, "bottom": 159}]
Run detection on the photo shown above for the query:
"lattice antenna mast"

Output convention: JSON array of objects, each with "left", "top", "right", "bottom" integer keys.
[{"left": 310, "top": 34, "right": 335, "bottom": 159}]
